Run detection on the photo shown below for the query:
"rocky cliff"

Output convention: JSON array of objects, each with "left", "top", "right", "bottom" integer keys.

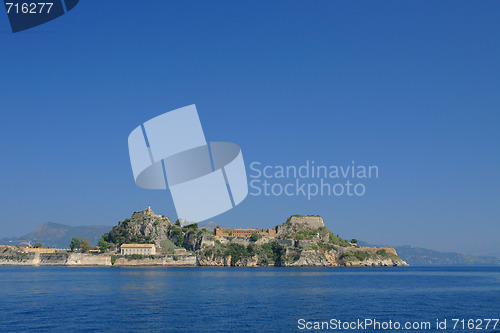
[
  {"left": 103, "top": 207, "right": 173, "bottom": 247},
  {"left": 100, "top": 207, "right": 216, "bottom": 254}
]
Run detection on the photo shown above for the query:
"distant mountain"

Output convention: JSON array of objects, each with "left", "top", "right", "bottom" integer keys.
[
  {"left": 0, "top": 222, "right": 112, "bottom": 248},
  {"left": 358, "top": 241, "right": 500, "bottom": 266},
  {"left": 199, "top": 221, "right": 219, "bottom": 232},
  {"left": 394, "top": 245, "right": 500, "bottom": 265}
]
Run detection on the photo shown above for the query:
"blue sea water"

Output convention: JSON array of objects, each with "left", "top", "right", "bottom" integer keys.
[{"left": 0, "top": 266, "right": 499, "bottom": 332}]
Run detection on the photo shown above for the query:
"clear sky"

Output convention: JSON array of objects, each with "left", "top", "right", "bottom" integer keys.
[{"left": 1, "top": 1, "right": 499, "bottom": 256}]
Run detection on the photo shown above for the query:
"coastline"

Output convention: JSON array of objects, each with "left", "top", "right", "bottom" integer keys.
[
  {"left": 0, "top": 252, "right": 408, "bottom": 268},
  {"left": 1, "top": 213, "right": 409, "bottom": 268}
]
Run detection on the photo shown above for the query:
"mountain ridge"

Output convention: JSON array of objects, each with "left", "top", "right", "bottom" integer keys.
[
  {"left": 0, "top": 222, "right": 112, "bottom": 247},
  {"left": 357, "top": 241, "right": 500, "bottom": 265}
]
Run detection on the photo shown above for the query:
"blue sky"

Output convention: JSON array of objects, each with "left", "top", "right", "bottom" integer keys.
[{"left": 0, "top": 1, "right": 499, "bottom": 255}]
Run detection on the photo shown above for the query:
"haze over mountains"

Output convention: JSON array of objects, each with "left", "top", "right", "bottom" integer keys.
[
  {"left": 357, "top": 241, "right": 500, "bottom": 266},
  {"left": 199, "top": 221, "right": 218, "bottom": 232},
  {"left": 0, "top": 222, "right": 111, "bottom": 248},
  {"left": 394, "top": 245, "right": 500, "bottom": 265}
]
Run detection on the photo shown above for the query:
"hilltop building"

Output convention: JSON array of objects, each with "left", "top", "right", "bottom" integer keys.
[
  {"left": 120, "top": 244, "right": 156, "bottom": 255},
  {"left": 215, "top": 228, "right": 276, "bottom": 238}
]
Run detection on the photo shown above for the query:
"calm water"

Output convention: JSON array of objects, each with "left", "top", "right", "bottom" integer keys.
[{"left": 0, "top": 266, "right": 499, "bottom": 332}]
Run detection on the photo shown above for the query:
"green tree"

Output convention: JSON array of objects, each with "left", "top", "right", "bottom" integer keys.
[
  {"left": 69, "top": 238, "right": 81, "bottom": 251},
  {"left": 101, "top": 233, "right": 110, "bottom": 242},
  {"left": 80, "top": 238, "right": 92, "bottom": 253},
  {"left": 176, "top": 234, "right": 185, "bottom": 247},
  {"left": 376, "top": 249, "right": 388, "bottom": 257},
  {"left": 261, "top": 242, "right": 285, "bottom": 264},
  {"left": 351, "top": 239, "right": 358, "bottom": 244},
  {"left": 246, "top": 243, "right": 256, "bottom": 256},
  {"left": 250, "top": 233, "right": 261, "bottom": 242},
  {"left": 224, "top": 243, "right": 249, "bottom": 265},
  {"left": 97, "top": 236, "right": 110, "bottom": 252},
  {"left": 33, "top": 242, "right": 42, "bottom": 248},
  {"left": 328, "top": 231, "right": 350, "bottom": 247}
]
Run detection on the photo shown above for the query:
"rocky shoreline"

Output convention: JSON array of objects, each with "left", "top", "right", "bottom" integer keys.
[{"left": 0, "top": 251, "right": 406, "bottom": 267}]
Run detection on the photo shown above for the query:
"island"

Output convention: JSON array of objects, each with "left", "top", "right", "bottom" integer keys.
[{"left": 0, "top": 207, "right": 408, "bottom": 267}]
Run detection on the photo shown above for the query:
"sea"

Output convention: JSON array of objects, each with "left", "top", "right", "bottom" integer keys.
[{"left": 0, "top": 266, "right": 499, "bottom": 332}]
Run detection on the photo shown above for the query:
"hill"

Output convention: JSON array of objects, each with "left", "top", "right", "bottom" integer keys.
[
  {"left": 98, "top": 209, "right": 408, "bottom": 267},
  {"left": 0, "top": 222, "right": 112, "bottom": 248}
]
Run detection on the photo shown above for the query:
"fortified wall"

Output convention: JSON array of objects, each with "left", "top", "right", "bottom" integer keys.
[
  {"left": 0, "top": 252, "right": 111, "bottom": 266},
  {"left": 276, "top": 216, "right": 326, "bottom": 235},
  {"left": 215, "top": 228, "right": 276, "bottom": 237}
]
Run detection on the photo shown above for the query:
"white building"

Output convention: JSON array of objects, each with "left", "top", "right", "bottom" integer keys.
[{"left": 120, "top": 244, "right": 156, "bottom": 255}]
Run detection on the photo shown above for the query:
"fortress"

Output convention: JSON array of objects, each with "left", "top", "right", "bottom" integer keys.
[
  {"left": 215, "top": 228, "right": 276, "bottom": 238},
  {"left": 214, "top": 216, "right": 325, "bottom": 238}
]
